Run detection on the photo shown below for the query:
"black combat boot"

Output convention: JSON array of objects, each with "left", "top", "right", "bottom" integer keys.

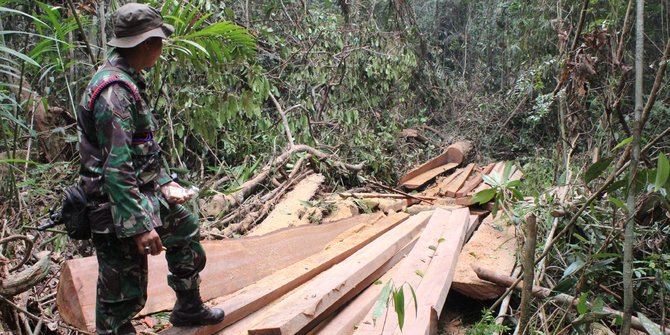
[
  {"left": 115, "top": 321, "right": 136, "bottom": 334},
  {"left": 170, "top": 288, "right": 225, "bottom": 327}
]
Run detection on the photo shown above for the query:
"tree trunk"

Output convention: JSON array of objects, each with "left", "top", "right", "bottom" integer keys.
[{"left": 622, "top": 0, "right": 644, "bottom": 334}]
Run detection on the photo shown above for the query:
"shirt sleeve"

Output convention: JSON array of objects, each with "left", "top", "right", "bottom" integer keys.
[{"left": 93, "top": 84, "right": 153, "bottom": 238}]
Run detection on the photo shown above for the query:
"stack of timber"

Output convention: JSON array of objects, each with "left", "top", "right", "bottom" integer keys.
[
  {"left": 56, "top": 146, "right": 524, "bottom": 334},
  {"left": 154, "top": 208, "right": 470, "bottom": 335}
]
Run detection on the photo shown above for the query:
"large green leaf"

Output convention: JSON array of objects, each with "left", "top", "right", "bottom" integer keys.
[
  {"left": 584, "top": 157, "right": 614, "bottom": 184},
  {"left": 372, "top": 280, "right": 393, "bottom": 325},
  {"left": 471, "top": 188, "right": 496, "bottom": 205},
  {"left": 637, "top": 312, "right": 663, "bottom": 335},
  {"left": 654, "top": 153, "right": 669, "bottom": 192},
  {"left": 393, "top": 288, "right": 405, "bottom": 330},
  {"left": 0, "top": 46, "right": 40, "bottom": 68}
]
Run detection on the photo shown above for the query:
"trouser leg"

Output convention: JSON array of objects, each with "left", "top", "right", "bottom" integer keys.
[
  {"left": 156, "top": 203, "right": 205, "bottom": 291},
  {"left": 93, "top": 233, "right": 147, "bottom": 334}
]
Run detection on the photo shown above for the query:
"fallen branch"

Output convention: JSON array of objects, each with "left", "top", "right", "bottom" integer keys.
[
  {"left": 473, "top": 266, "right": 670, "bottom": 335},
  {"left": 338, "top": 192, "right": 437, "bottom": 201},
  {"left": 222, "top": 171, "right": 312, "bottom": 236},
  {"left": 1, "top": 253, "right": 51, "bottom": 296},
  {"left": 363, "top": 178, "right": 434, "bottom": 205}
]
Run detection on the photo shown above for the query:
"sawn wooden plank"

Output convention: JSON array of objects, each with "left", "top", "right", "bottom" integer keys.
[
  {"left": 246, "top": 212, "right": 431, "bottom": 335},
  {"left": 57, "top": 213, "right": 383, "bottom": 332},
  {"left": 160, "top": 212, "right": 411, "bottom": 335},
  {"left": 394, "top": 208, "right": 469, "bottom": 335}
]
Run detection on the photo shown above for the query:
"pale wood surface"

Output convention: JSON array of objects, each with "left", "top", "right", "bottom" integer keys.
[
  {"left": 451, "top": 214, "right": 517, "bottom": 300},
  {"left": 445, "top": 163, "right": 475, "bottom": 197},
  {"left": 394, "top": 208, "right": 469, "bottom": 335},
  {"left": 352, "top": 208, "right": 459, "bottom": 335},
  {"left": 58, "top": 214, "right": 382, "bottom": 332},
  {"left": 401, "top": 162, "right": 459, "bottom": 189},
  {"left": 217, "top": 232, "right": 422, "bottom": 335},
  {"left": 160, "top": 212, "right": 405, "bottom": 335},
  {"left": 246, "top": 212, "right": 429, "bottom": 335},
  {"left": 397, "top": 141, "right": 471, "bottom": 187},
  {"left": 248, "top": 173, "right": 325, "bottom": 236}
]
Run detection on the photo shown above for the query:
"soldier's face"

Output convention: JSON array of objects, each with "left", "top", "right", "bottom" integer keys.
[{"left": 144, "top": 38, "right": 163, "bottom": 68}]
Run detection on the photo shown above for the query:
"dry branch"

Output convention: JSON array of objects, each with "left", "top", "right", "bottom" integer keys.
[{"left": 473, "top": 266, "right": 670, "bottom": 335}]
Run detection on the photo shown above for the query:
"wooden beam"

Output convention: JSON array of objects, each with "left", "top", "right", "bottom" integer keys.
[
  {"left": 398, "top": 141, "right": 472, "bottom": 187},
  {"left": 392, "top": 208, "right": 469, "bottom": 335},
  {"left": 58, "top": 213, "right": 384, "bottom": 332},
  {"left": 400, "top": 162, "right": 458, "bottom": 190},
  {"left": 352, "top": 208, "right": 462, "bottom": 335},
  {"left": 160, "top": 212, "right": 412, "bottom": 335},
  {"left": 455, "top": 163, "right": 494, "bottom": 197},
  {"left": 246, "top": 212, "right": 431, "bottom": 335},
  {"left": 445, "top": 163, "right": 475, "bottom": 197},
  {"left": 220, "top": 232, "right": 422, "bottom": 335},
  {"left": 435, "top": 168, "right": 463, "bottom": 196}
]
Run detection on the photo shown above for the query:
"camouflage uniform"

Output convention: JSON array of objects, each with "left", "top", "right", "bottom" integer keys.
[{"left": 77, "top": 52, "right": 206, "bottom": 334}]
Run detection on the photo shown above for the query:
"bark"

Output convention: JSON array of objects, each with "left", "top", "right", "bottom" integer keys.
[
  {"left": 622, "top": 0, "right": 644, "bottom": 333},
  {"left": 518, "top": 214, "right": 537, "bottom": 335}
]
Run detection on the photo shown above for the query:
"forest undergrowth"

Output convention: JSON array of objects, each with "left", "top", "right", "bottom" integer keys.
[{"left": 1, "top": 0, "right": 670, "bottom": 334}]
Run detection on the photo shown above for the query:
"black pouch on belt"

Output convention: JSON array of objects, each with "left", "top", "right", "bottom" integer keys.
[{"left": 60, "top": 185, "right": 92, "bottom": 240}]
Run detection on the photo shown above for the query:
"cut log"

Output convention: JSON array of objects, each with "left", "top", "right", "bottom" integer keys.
[
  {"left": 248, "top": 173, "right": 325, "bottom": 236},
  {"left": 445, "top": 163, "right": 475, "bottom": 197},
  {"left": 400, "top": 162, "right": 459, "bottom": 190},
  {"left": 353, "top": 208, "right": 467, "bottom": 335},
  {"left": 398, "top": 141, "right": 472, "bottom": 188},
  {"left": 58, "top": 213, "right": 383, "bottom": 332},
  {"left": 445, "top": 141, "right": 473, "bottom": 164},
  {"left": 161, "top": 212, "right": 413, "bottom": 335},
  {"left": 451, "top": 215, "right": 517, "bottom": 300},
  {"left": 246, "top": 212, "right": 430, "bottom": 335}
]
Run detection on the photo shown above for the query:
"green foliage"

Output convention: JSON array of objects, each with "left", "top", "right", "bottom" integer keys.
[
  {"left": 472, "top": 161, "right": 524, "bottom": 218},
  {"left": 466, "top": 309, "right": 510, "bottom": 335},
  {"left": 371, "top": 279, "right": 418, "bottom": 331}
]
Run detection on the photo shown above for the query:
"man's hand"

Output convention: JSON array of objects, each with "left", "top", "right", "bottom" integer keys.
[
  {"left": 133, "top": 229, "right": 163, "bottom": 256},
  {"left": 161, "top": 181, "right": 188, "bottom": 205}
]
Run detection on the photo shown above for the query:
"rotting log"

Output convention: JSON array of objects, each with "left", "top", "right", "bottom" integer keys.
[
  {"left": 473, "top": 266, "right": 670, "bottom": 335},
  {"left": 58, "top": 214, "right": 382, "bottom": 332},
  {"left": 398, "top": 141, "right": 472, "bottom": 189},
  {"left": 246, "top": 212, "right": 430, "bottom": 335},
  {"left": 160, "top": 212, "right": 412, "bottom": 335}
]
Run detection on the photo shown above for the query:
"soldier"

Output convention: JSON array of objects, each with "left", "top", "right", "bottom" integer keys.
[{"left": 76, "top": 3, "right": 224, "bottom": 334}]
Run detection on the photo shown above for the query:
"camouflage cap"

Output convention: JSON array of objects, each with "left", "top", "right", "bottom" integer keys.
[{"left": 108, "top": 3, "right": 174, "bottom": 48}]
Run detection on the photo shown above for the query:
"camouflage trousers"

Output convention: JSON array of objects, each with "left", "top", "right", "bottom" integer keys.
[{"left": 92, "top": 199, "right": 206, "bottom": 334}]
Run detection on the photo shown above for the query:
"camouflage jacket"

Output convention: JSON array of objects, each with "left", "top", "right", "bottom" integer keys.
[{"left": 77, "top": 52, "right": 171, "bottom": 238}]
